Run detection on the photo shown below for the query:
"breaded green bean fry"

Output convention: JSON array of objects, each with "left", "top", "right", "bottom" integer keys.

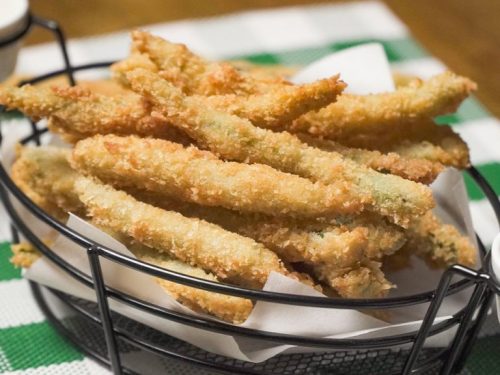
[
  {"left": 75, "top": 176, "right": 293, "bottom": 289},
  {"left": 0, "top": 85, "right": 190, "bottom": 144},
  {"left": 126, "top": 68, "right": 434, "bottom": 226},
  {"left": 297, "top": 133, "right": 444, "bottom": 184},
  {"left": 71, "top": 135, "right": 363, "bottom": 219},
  {"left": 290, "top": 72, "right": 476, "bottom": 139}
]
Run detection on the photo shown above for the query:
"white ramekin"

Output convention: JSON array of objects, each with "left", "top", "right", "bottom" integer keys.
[{"left": 0, "top": 0, "right": 29, "bottom": 81}]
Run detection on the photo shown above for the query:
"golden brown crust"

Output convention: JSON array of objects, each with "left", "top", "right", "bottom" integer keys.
[
  {"left": 329, "top": 261, "right": 393, "bottom": 298},
  {"left": 11, "top": 145, "right": 79, "bottom": 221},
  {"left": 125, "top": 68, "right": 434, "bottom": 227},
  {"left": 10, "top": 242, "right": 41, "bottom": 268},
  {"left": 125, "top": 30, "right": 287, "bottom": 96},
  {"left": 71, "top": 135, "right": 368, "bottom": 219},
  {"left": 199, "top": 76, "right": 345, "bottom": 128},
  {"left": 405, "top": 211, "right": 477, "bottom": 268},
  {"left": 112, "top": 234, "right": 254, "bottom": 324},
  {"left": 297, "top": 133, "right": 444, "bottom": 184},
  {"left": 0, "top": 84, "right": 191, "bottom": 144},
  {"left": 290, "top": 72, "right": 476, "bottom": 140},
  {"left": 75, "top": 176, "right": 294, "bottom": 289}
]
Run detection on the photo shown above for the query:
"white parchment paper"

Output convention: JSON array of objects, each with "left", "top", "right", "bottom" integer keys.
[{"left": 0, "top": 44, "right": 482, "bottom": 362}]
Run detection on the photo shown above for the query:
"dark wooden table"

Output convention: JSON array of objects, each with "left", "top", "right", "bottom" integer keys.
[{"left": 26, "top": 0, "right": 500, "bottom": 117}]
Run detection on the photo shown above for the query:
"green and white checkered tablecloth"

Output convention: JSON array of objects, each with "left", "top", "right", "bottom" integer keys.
[{"left": 1, "top": 1, "right": 499, "bottom": 373}]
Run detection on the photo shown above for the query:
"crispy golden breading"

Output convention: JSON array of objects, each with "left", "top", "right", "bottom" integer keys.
[
  {"left": 229, "top": 60, "right": 300, "bottom": 81},
  {"left": 12, "top": 146, "right": 400, "bottom": 279},
  {"left": 337, "top": 214, "right": 406, "bottom": 259},
  {"left": 10, "top": 242, "right": 42, "bottom": 268},
  {"left": 229, "top": 62, "right": 415, "bottom": 88},
  {"left": 383, "top": 126, "right": 470, "bottom": 169},
  {"left": 0, "top": 85, "right": 190, "bottom": 144},
  {"left": 405, "top": 211, "right": 477, "bottom": 267},
  {"left": 169, "top": 202, "right": 366, "bottom": 265},
  {"left": 0, "top": 74, "right": 130, "bottom": 96},
  {"left": 120, "top": 30, "right": 286, "bottom": 96},
  {"left": 10, "top": 165, "right": 67, "bottom": 221},
  {"left": 121, "top": 32, "right": 346, "bottom": 128},
  {"left": 75, "top": 176, "right": 297, "bottom": 289},
  {"left": 139, "top": 250, "right": 253, "bottom": 323},
  {"left": 392, "top": 72, "right": 421, "bottom": 89},
  {"left": 125, "top": 68, "right": 434, "bottom": 226},
  {"left": 136, "top": 190, "right": 404, "bottom": 292},
  {"left": 383, "top": 212, "right": 477, "bottom": 271},
  {"left": 328, "top": 261, "right": 393, "bottom": 298},
  {"left": 1, "top": 77, "right": 346, "bottom": 142},
  {"left": 113, "top": 47, "right": 346, "bottom": 129},
  {"left": 11, "top": 145, "right": 84, "bottom": 219},
  {"left": 5, "top": 30, "right": 479, "bottom": 307},
  {"left": 327, "top": 119, "right": 470, "bottom": 170},
  {"left": 10, "top": 237, "right": 253, "bottom": 323},
  {"left": 72, "top": 79, "right": 131, "bottom": 96},
  {"left": 72, "top": 135, "right": 368, "bottom": 219},
  {"left": 131, "top": 193, "right": 368, "bottom": 267},
  {"left": 290, "top": 72, "right": 476, "bottom": 139},
  {"left": 124, "top": 33, "right": 474, "bottom": 140},
  {"left": 100, "top": 229, "right": 253, "bottom": 323},
  {"left": 199, "top": 76, "right": 345, "bottom": 128},
  {"left": 297, "top": 133, "right": 444, "bottom": 184}
]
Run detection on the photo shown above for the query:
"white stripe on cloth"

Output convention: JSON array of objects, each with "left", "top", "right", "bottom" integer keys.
[
  {"left": 240, "top": 7, "right": 329, "bottom": 52},
  {"left": 303, "top": 1, "right": 408, "bottom": 42},
  {"left": 16, "top": 1, "right": 408, "bottom": 74},
  {"left": 0, "top": 348, "right": 13, "bottom": 372},
  {"left": 453, "top": 117, "right": 500, "bottom": 165},
  {"left": 0, "top": 279, "right": 45, "bottom": 329},
  {"left": 1, "top": 358, "right": 110, "bottom": 375}
]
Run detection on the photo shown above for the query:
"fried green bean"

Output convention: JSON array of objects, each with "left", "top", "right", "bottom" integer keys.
[{"left": 125, "top": 68, "right": 434, "bottom": 227}]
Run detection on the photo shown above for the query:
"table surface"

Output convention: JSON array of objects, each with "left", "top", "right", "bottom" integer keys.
[{"left": 26, "top": 0, "right": 500, "bottom": 118}]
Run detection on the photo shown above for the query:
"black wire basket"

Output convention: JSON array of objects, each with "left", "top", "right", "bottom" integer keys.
[{"left": 1, "top": 16, "right": 500, "bottom": 375}]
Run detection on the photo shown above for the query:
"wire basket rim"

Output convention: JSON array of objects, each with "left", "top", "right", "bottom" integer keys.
[{"left": 1, "top": 61, "right": 499, "bottom": 312}]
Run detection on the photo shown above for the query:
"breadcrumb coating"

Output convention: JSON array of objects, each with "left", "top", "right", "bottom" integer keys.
[
  {"left": 11, "top": 145, "right": 84, "bottom": 219},
  {"left": 121, "top": 30, "right": 287, "bottom": 95},
  {"left": 406, "top": 211, "right": 477, "bottom": 268},
  {"left": 10, "top": 237, "right": 253, "bottom": 323},
  {"left": 125, "top": 68, "right": 434, "bottom": 226},
  {"left": 0, "top": 85, "right": 190, "bottom": 144},
  {"left": 328, "top": 261, "right": 393, "bottom": 298},
  {"left": 71, "top": 135, "right": 364, "bottom": 219},
  {"left": 290, "top": 72, "right": 476, "bottom": 140},
  {"left": 199, "top": 76, "right": 345, "bottom": 128},
  {"left": 297, "top": 133, "right": 444, "bottom": 184},
  {"left": 75, "top": 176, "right": 294, "bottom": 289}
]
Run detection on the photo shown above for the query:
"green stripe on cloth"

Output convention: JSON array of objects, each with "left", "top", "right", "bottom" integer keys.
[
  {"left": 0, "top": 322, "right": 83, "bottom": 371},
  {"left": 0, "top": 243, "right": 21, "bottom": 281},
  {"left": 436, "top": 97, "right": 491, "bottom": 125},
  {"left": 0, "top": 110, "right": 23, "bottom": 121},
  {"left": 463, "top": 163, "right": 500, "bottom": 201},
  {"left": 466, "top": 335, "right": 500, "bottom": 375},
  {"left": 232, "top": 37, "right": 428, "bottom": 65}
]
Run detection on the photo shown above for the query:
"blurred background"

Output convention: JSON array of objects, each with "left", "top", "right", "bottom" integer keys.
[{"left": 26, "top": 0, "right": 500, "bottom": 117}]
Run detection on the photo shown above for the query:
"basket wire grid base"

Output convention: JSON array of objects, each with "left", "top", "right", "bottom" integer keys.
[
  {"left": 32, "top": 283, "right": 451, "bottom": 375},
  {"left": 1, "top": 14, "right": 500, "bottom": 375}
]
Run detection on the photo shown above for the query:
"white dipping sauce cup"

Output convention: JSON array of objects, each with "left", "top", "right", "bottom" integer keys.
[{"left": 0, "top": 0, "right": 29, "bottom": 81}]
